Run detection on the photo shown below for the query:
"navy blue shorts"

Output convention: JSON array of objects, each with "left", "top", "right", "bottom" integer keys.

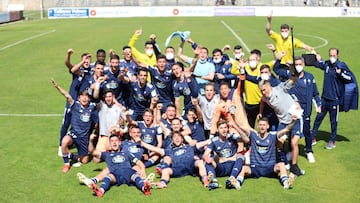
[
  {"left": 68, "top": 132, "right": 89, "bottom": 156},
  {"left": 215, "top": 161, "right": 235, "bottom": 177},
  {"left": 250, "top": 165, "right": 276, "bottom": 178},
  {"left": 277, "top": 119, "right": 303, "bottom": 138},
  {"left": 172, "top": 162, "right": 195, "bottom": 177},
  {"left": 112, "top": 168, "right": 137, "bottom": 186}
]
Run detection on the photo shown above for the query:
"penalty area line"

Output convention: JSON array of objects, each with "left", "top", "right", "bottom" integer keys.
[
  {"left": 0, "top": 114, "right": 62, "bottom": 117},
  {"left": 0, "top": 29, "right": 56, "bottom": 51}
]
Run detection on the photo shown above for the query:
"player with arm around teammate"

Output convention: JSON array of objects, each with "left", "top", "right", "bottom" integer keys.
[
  {"left": 236, "top": 117, "right": 296, "bottom": 189},
  {"left": 134, "top": 127, "right": 209, "bottom": 189}
]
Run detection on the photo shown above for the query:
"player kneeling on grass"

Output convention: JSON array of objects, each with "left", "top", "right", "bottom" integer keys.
[
  {"left": 237, "top": 117, "right": 296, "bottom": 189},
  {"left": 85, "top": 135, "right": 151, "bottom": 197},
  {"left": 134, "top": 129, "right": 209, "bottom": 189},
  {"left": 51, "top": 79, "right": 97, "bottom": 173}
]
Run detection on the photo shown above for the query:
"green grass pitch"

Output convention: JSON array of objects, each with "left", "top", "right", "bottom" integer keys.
[{"left": 0, "top": 16, "right": 359, "bottom": 202}]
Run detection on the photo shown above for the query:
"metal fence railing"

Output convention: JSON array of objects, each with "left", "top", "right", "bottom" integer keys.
[{"left": 1, "top": 0, "right": 359, "bottom": 12}]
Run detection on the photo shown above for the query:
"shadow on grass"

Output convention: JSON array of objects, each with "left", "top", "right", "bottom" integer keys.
[{"left": 314, "top": 130, "right": 350, "bottom": 143}]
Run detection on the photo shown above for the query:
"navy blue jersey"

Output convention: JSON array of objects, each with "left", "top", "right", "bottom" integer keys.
[
  {"left": 207, "top": 134, "right": 239, "bottom": 158},
  {"left": 120, "top": 60, "right": 138, "bottom": 77},
  {"left": 103, "top": 69, "right": 123, "bottom": 101},
  {"left": 69, "top": 101, "right": 97, "bottom": 138},
  {"left": 120, "top": 140, "right": 144, "bottom": 161},
  {"left": 148, "top": 66, "right": 173, "bottom": 104},
  {"left": 137, "top": 121, "right": 162, "bottom": 147},
  {"left": 183, "top": 119, "right": 206, "bottom": 142},
  {"left": 249, "top": 131, "right": 277, "bottom": 168},
  {"left": 172, "top": 76, "right": 193, "bottom": 112},
  {"left": 101, "top": 151, "right": 137, "bottom": 173},
  {"left": 128, "top": 81, "right": 158, "bottom": 115},
  {"left": 164, "top": 144, "right": 195, "bottom": 167}
]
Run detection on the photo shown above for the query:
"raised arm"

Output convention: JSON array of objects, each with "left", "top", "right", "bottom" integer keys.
[
  {"left": 177, "top": 39, "right": 190, "bottom": 64},
  {"left": 65, "top": 48, "right": 74, "bottom": 70},
  {"left": 266, "top": 10, "right": 273, "bottom": 35},
  {"left": 51, "top": 79, "right": 74, "bottom": 106},
  {"left": 71, "top": 54, "right": 90, "bottom": 76}
]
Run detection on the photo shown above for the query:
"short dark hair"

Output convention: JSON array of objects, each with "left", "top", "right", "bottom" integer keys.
[
  {"left": 212, "top": 48, "right": 223, "bottom": 55},
  {"left": 145, "top": 41, "right": 153, "bottom": 47},
  {"left": 103, "top": 88, "right": 114, "bottom": 97},
  {"left": 94, "top": 60, "right": 106, "bottom": 66},
  {"left": 110, "top": 54, "right": 120, "bottom": 61},
  {"left": 234, "top": 45, "right": 242, "bottom": 50},
  {"left": 280, "top": 24, "right": 290, "bottom": 29},
  {"left": 109, "top": 134, "right": 120, "bottom": 140},
  {"left": 260, "top": 64, "right": 271, "bottom": 71},
  {"left": 258, "top": 117, "right": 269, "bottom": 123},
  {"left": 96, "top": 49, "right": 106, "bottom": 55},
  {"left": 137, "top": 67, "right": 148, "bottom": 74},
  {"left": 122, "top": 45, "right": 131, "bottom": 50},
  {"left": 166, "top": 103, "right": 176, "bottom": 110},
  {"left": 217, "top": 119, "right": 228, "bottom": 128},
  {"left": 250, "top": 49, "right": 261, "bottom": 57},
  {"left": 157, "top": 54, "right": 166, "bottom": 61}
]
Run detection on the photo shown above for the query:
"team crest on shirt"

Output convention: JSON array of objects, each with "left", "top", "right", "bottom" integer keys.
[
  {"left": 128, "top": 145, "right": 140, "bottom": 154},
  {"left": 257, "top": 146, "right": 269, "bottom": 154},
  {"left": 142, "top": 134, "right": 153, "bottom": 144},
  {"left": 134, "top": 94, "right": 146, "bottom": 102},
  {"left": 174, "top": 149, "right": 186, "bottom": 156},
  {"left": 112, "top": 155, "right": 125, "bottom": 163},
  {"left": 182, "top": 87, "right": 191, "bottom": 95},
  {"left": 220, "top": 148, "right": 232, "bottom": 158},
  {"left": 106, "top": 81, "right": 118, "bottom": 89},
  {"left": 80, "top": 112, "right": 90, "bottom": 122},
  {"left": 155, "top": 81, "right": 166, "bottom": 89}
]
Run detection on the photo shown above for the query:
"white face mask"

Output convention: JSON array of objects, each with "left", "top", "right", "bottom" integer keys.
[
  {"left": 166, "top": 53, "right": 174, "bottom": 60},
  {"left": 146, "top": 49, "right": 153, "bottom": 56},
  {"left": 260, "top": 73, "right": 270, "bottom": 81},
  {"left": 329, "top": 57, "right": 337, "bottom": 64},
  {"left": 249, "top": 60, "right": 257, "bottom": 68},
  {"left": 281, "top": 32, "right": 289, "bottom": 39},
  {"left": 295, "top": 65, "right": 304, "bottom": 73},
  {"left": 213, "top": 58, "right": 221, "bottom": 64},
  {"left": 235, "top": 53, "right": 244, "bottom": 60}
]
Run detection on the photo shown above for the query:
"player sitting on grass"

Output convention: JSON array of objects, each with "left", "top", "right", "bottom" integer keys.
[
  {"left": 236, "top": 117, "right": 296, "bottom": 190},
  {"left": 83, "top": 134, "right": 152, "bottom": 197},
  {"left": 134, "top": 126, "right": 210, "bottom": 189}
]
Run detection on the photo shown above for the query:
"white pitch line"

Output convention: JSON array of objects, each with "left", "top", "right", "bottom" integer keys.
[
  {"left": 262, "top": 33, "right": 329, "bottom": 56},
  {"left": 296, "top": 33, "right": 328, "bottom": 49},
  {"left": 0, "top": 29, "right": 56, "bottom": 51},
  {"left": 0, "top": 114, "right": 62, "bottom": 117},
  {"left": 221, "top": 20, "right": 251, "bottom": 53}
]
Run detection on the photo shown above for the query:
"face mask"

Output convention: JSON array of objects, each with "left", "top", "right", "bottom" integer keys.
[
  {"left": 295, "top": 65, "right": 303, "bottom": 73},
  {"left": 166, "top": 53, "right": 174, "bottom": 60},
  {"left": 235, "top": 53, "right": 244, "bottom": 60},
  {"left": 199, "top": 59, "right": 207, "bottom": 64},
  {"left": 146, "top": 49, "right": 153, "bottom": 56},
  {"left": 260, "top": 73, "right": 270, "bottom": 81},
  {"left": 329, "top": 57, "right": 337, "bottom": 64},
  {"left": 249, "top": 60, "right": 257, "bottom": 68},
  {"left": 213, "top": 58, "right": 221, "bottom": 64},
  {"left": 281, "top": 32, "right": 289, "bottom": 39}
]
